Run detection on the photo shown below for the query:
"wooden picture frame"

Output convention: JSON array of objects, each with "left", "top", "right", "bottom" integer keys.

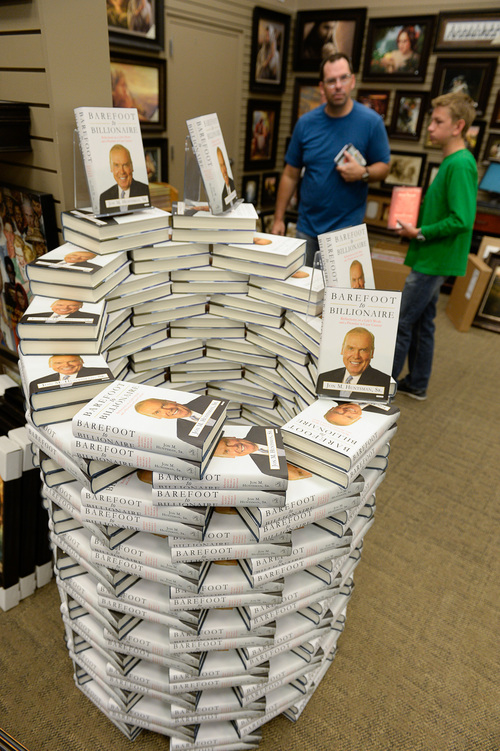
[
  {"left": 293, "top": 8, "right": 367, "bottom": 73},
  {"left": 389, "top": 91, "right": 429, "bottom": 141},
  {"left": 292, "top": 77, "right": 324, "bottom": 127},
  {"left": 110, "top": 53, "right": 166, "bottom": 131},
  {"left": 482, "top": 133, "right": 500, "bottom": 164},
  {"left": 364, "top": 191, "right": 392, "bottom": 228},
  {"left": 244, "top": 100, "right": 281, "bottom": 172},
  {"left": 490, "top": 91, "right": 500, "bottom": 129},
  {"left": 107, "top": 0, "right": 164, "bottom": 52},
  {"left": 465, "top": 120, "right": 486, "bottom": 160},
  {"left": 261, "top": 171, "right": 280, "bottom": 208},
  {"left": 382, "top": 150, "right": 426, "bottom": 189},
  {"left": 422, "top": 161, "right": 440, "bottom": 194},
  {"left": 241, "top": 174, "right": 261, "bottom": 206},
  {"left": 357, "top": 89, "right": 391, "bottom": 121},
  {"left": 434, "top": 11, "right": 500, "bottom": 52},
  {"left": 362, "top": 15, "right": 435, "bottom": 83},
  {"left": 430, "top": 57, "right": 497, "bottom": 117},
  {"left": 143, "top": 138, "right": 168, "bottom": 183},
  {"left": 250, "top": 6, "right": 290, "bottom": 94},
  {"left": 473, "top": 252, "right": 500, "bottom": 333}
]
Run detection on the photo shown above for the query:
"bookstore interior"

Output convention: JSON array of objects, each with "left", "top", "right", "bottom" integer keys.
[{"left": 0, "top": 3, "right": 499, "bottom": 751}]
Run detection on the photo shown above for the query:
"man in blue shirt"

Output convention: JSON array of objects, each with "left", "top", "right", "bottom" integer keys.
[{"left": 272, "top": 53, "right": 390, "bottom": 265}]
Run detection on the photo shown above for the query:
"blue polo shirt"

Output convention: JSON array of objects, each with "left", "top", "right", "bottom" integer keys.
[{"left": 285, "top": 101, "right": 390, "bottom": 237}]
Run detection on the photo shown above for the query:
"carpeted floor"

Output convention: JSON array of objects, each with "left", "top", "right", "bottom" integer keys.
[{"left": 1, "top": 296, "right": 499, "bottom": 751}]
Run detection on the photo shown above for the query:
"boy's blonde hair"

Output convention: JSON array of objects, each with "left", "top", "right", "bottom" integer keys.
[{"left": 431, "top": 92, "right": 476, "bottom": 134}]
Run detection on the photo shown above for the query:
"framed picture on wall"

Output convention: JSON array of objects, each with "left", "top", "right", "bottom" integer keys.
[
  {"left": 389, "top": 91, "right": 429, "bottom": 141},
  {"left": 110, "top": 53, "right": 166, "bottom": 130},
  {"left": 362, "top": 15, "right": 435, "bottom": 83},
  {"left": 261, "top": 171, "right": 280, "bottom": 208},
  {"left": 465, "top": 121, "right": 486, "bottom": 160},
  {"left": 490, "top": 91, "right": 500, "bottom": 129},
  {"left": 244, "top": 100, "right": 281, "bottom": 172},
  {"left": 483, "top": 133, "right": 500, "bottom": 163},
  {"left": 382, "top": 150, "right": 426, "bottom": 189},
  {"left": 107, "top": 0, "right": 165, "bottom": 52},
  {"left": 357, "top": 89, "right": 391, "bottom": 121},
  {"left": 143, "top": 138, "right": 168, "bottom": 182},
  {"left": 250, "top": 6, "right": 290, "bottom": 94},
  {"left": 434, "top": 11, "right": 500, "bottom": 52},
  {"left": 241, "top": 174, "right": 261, "bottom": 206},
  {"left": 430, "top": 57, "right": 496, "bottom": 117},
  {"left": 292, "top": 77, "right": 324, "bottom": 127},
  {"left": 473, "top": 252, "right": 500, "bottom": 333},
  {"left": 293, "top": 8, "right": 367, "bottom": 73},
  {"left": 422, "top": 161, "right": 440, "bottom": 194}
]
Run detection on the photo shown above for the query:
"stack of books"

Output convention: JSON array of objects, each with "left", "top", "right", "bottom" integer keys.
[{"left": 12, "top": 106, "right": 403, "bottom": 745}]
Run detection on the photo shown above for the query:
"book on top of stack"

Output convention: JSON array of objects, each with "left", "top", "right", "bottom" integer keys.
[
  {"left": 72, "top": 380, "right": 228, "bottom": 470},
  {"left": 171, "top": 201, "right": 258, "bottom": 243},
  {"left": 212, "top": 233, "right": 306, "bottom": 280}
]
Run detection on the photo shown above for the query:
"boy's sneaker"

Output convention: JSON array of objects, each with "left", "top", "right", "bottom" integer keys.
[{"left": 397, "top": 380, "right": 427, "bottom": 401}]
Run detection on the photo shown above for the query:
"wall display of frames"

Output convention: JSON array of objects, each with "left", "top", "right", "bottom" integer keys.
[
  {"left": 110, "top": 53, "right": 166, "bottom": 130},
  {"left": 107, "top": 0, "right": 164, "bottom": 51},
  {"left": 260, "top": 172, "right": 280, "bottom": 208},
  {"left": 389, "top": 91, "right": 429, "bottom": 141},
  {"left": 293, "top": 8, "right": 367, "bottom": 73},
  {"left": 430, "top": 57, "right": 497, "bottom": 117},
  {"left": 143, "top": 138, "right": 168, "bottom": 182},
  {"left": 434, "top": 11, "right": 500, "bottom": 52},
  {"left": 357, "top": 89, "right": 391, "bottom": 120},
  {"left": 250, "top": 6, "right": 291, "bottom": 94},
  {"left": 362, "top": 15, "right": 435, "bottom": 84},
  {"left": 241, "top": 174, "right": 261, "bottom": 206},
  {"left": 382, "top": 150, "right": 426, "bottom": 190},
  {"left": 244, "top": 100, "right": 281, "bottom": 172},
  {"left": 292, "top": 78, "right": 324, "bottom": 127}
]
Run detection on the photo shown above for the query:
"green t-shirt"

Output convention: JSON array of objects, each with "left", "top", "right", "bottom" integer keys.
[{"left": 405, "top": 148, "right": 477, "bottom": 277}]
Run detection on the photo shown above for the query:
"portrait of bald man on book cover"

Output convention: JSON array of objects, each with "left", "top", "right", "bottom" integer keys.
[
  {"left": 134, "top": 394, "right": 221, "bottom": 447},
  {"left": 316, "top": 325, "right": 391, "bottom": 401},
  {"left": 212, "top": 425, "right": 288, "bottom": 482},
  {"left": 99, "top": 143, "right": 150, "bottom": 215}
]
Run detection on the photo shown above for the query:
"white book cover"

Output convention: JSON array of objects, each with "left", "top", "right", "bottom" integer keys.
[
  {"left": 72, "top": 380, "right": 228, "bottom": 462},
  {"left": 186, "top": 112, "right": 239, "bottom": 215},
  {"left": 316, "top": 288, "right": 401, "bottom": 402},
  {"left": 318, "top": 224, "right": 375, "bottom": 289},
  {"left": 61, "top": 206, "right": 170, "bottom": 240},
  {"left": 26, "top": 243, "right": 127, "bottom": 289},
  {"left": 281, "top": 398, "right": 399, "bottom": 471},
  {"left": 249, "top": 265, "right": 324, "bottom": 302},
  {"left": 20, "top": 353, "right": 113, "bottom": 410},
  {"left": 213, "top": 233, "right": 305, "bottom": 267},
  {"left": 18, "top": 296, "right": 106, "bottom": 340},
  {"left": 74, "top": 106, "right": 151, "bottom": 217},
  {"left": 172, "top": 201, "right": 258, "bottom": 228}
]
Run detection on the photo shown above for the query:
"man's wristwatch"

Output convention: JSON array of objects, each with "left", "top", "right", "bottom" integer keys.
[
  {"left": 361, "top": 170, "right": 370, "bottom": 182},
  {"left": 416, "top": 231, "right": 426, "bottom": 242}
]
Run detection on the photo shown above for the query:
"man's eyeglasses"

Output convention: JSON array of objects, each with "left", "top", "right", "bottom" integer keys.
[{"left": 323, "top": 74, "right": 353, "bottom": 88}]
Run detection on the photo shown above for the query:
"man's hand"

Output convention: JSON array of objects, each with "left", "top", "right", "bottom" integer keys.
[
  {"left": 336, "top": 151, "right": 365, "bottom": 183},
  {"left": 394, "top": 220, "right": 420, "bottom": 240},
  {"left": 271, "top": 218, "right": 286, "bottom": 236}
]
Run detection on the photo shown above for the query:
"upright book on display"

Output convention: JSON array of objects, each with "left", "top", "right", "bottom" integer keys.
[
  {"left": 74, "top": 106, "right": 151, "bottom": 217},
  {"left": 318, "top": 224, "right": 375, "bottom": 289},
  {"left": 316, "top": 288, "right": 401, "bottom": 403},
  {"left": 186, "top": 112, "right": 241, "bottom": 215}
]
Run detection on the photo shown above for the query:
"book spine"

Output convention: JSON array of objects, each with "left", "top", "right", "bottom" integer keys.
[
  {"left": 81, "top": 505, "right": 203, "bottom": 540},
  {"left": 74, "top": 108, "right": 99, "bottom": 215}
]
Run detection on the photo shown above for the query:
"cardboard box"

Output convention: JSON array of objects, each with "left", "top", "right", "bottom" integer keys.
[
  {"left": 446, "top": 254, "right": 492, "bottom": 332},
  {"left": 370, "top": 240, "right": 410, "bottom": 291}
]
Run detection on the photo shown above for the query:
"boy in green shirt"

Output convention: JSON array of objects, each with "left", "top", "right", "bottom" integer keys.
[{"left": 392, "top": 92, "right": 478, "bottom": 400}]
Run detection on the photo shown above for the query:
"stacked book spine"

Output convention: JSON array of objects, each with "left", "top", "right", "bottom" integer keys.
[{"left": 15, "top": 205, "right": 399, "bottom": 747}]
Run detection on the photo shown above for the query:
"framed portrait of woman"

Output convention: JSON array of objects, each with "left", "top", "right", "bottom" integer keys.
[
  {"left": 363, "top": 16, "right": 435, "bottom": 83},
  {"left": 293, "top": 8, "right": 366, "bottom": 73}
]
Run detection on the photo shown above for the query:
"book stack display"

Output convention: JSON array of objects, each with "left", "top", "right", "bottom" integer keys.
[{"left": 13, "top": 107, "right": 401, "bottom": 745}]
